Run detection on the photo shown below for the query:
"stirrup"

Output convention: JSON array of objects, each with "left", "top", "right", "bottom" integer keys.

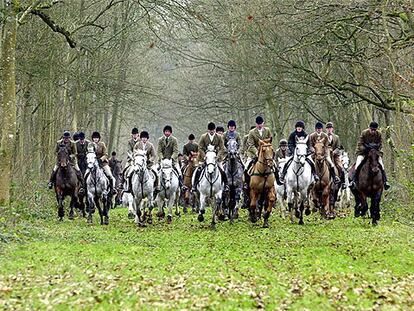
[
  {"left": 313, "top": 174, "right": 320, "bottom": 182},
  {"left": 48, "top": 181, "right": 53, "bottom": 189},
  {"left": 384, "top": 182, "right": 390, "bottom": 190}
]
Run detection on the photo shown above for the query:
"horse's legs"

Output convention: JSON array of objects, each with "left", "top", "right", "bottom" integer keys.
[
  {"left": 323, "top": 186, "right": 333, "bottom": 219},
  {"left": 249, "top": 188, "right": 259, "bottom": 223},
  {"left": 68, "top": 195, "right": 76, "bottom": 220},
  {"left": 87, "top": 193, "right": 94, "bottom": 224},
  {"left": 157, "top": 196, "right": 165, "bottom": 220},
  {"left": 103, "top": 194, "right": 109, "bottom": 225},
  {"left": 360, "top": 193, "right": 368, "bottom": 217},
  {"left": 95, "top": 197, "right": 103, "bottom": 225},
  {"left": 298, "top": 201, "right": 304, "bottom": 225},
  {"left": 371, "top": 192, "right": 382, "bottom": 226},
  {"left": 263, "top": 187, "right": 275, "bottom": 228},
  {"left": 57, "top": 193, "right": 64, "bottom": 221},
  {"left": 198, "top": 193, "right": 206, "bottom": 222},
  {"left": 167, "top": 195, "right": 174, "bottom": 224}
]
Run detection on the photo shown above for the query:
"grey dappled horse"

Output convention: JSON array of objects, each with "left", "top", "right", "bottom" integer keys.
[
  {"left": 85, "top": 151, "right": 110, "bottom": 225},
  {"left": 275, "top": 157, "right": 288, "bottom": 219},
  {"left": 155, "top": 159, "right": 180, "bottom": 223},
  {"left": 223, "top": 139, "right": 244, "bottom": 223}
]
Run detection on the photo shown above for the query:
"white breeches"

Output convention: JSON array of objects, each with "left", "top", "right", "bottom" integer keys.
[
  {"left": 53, "top": 163, "right": 80, "bottom": 171},
  {"left": 355, "top": 155, "right": 384, "bottom": 170}
]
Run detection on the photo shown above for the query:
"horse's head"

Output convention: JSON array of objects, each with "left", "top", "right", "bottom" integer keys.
[
  {"left": 161, "top": 159, "right": 173, "bottom": 189},
  {"left": 190, "top": 151, "right": 199, "bottom": 165},
  {"left": 133, "top": 149, "right": 147, "bottom": 171},
  {"left": 226, "top": 139, "right": 239, "bottom": 157},
  {"left": 86, "top": 151, "right": 97, "bottom": 169},
  {"left": 314, "top": 141, "right": 326, "bottom": 162},
  {"left": 341, "top": 152, "right": 350, "bottom": 170},
  {"left": 57, "top": 145, "right": 70, "bottom": 168},
  {"left": 258, "top": 138, "right": 274, "bottom": 167},
  {"left": 205, "top": 148, "right": 217, "bottom": 174},
  {"left": 368, "top": 148, "right": 380, "bottom": 174},
  {"left": 295, "top": 136, "right": 308, "bottom": 165}
]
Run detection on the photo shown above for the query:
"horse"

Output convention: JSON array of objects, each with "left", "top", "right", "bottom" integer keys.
[
  {"left": 155, "top": 159, "right": 180, "bottom": 223},
  {"left": 182, "top": 151, "right": 199, "bottom": 213},
  {"left": 54, "top": 145, "right": 80, "bottom": 221},
  {"left": 338, "top": 151, "right": 351, "bottom": 208},
  {"left": 248, "top": 138, "right": 276, "bottom": 228},
  {"left": 275, "top": 157, "right": 288, "bottom": 219},
  {"left": 192, "top": 145, "right": 223, "bottom": 229},
  {"left": 130, "top": 149, "right": 155, "bottom": 227},
  {"left": 349, "top": 144, "right": 384, "bottom": 226},
  {"left": 285, "top": 136, "right": 314, "bottom": 225},
  {"left": 85, "top": 150, "right": 110, "bottom": 225},
  {"left": 222, "top": 139, "right": 244, "bottom": 223},
  {"left": 311, "top": 141, "right": 333, "bottom": 219}
]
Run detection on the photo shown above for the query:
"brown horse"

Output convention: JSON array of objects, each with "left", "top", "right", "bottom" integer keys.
[
  {"left": 54, "top": 145, "right": 81, "bottom": 221},
  {"left": 249, "top": 139, "right": 276, "bottom": 228},
  {"left": 329, "top": 149, "right": 343, "bottom": 213},
  {"left": 311, "top": 141, "right": 333, "bottom": 219},
  {"left": 350, "top": 145, "right": 384, "bottom": 226},
  {"left": 182, "top": 151, "right": 199, "bottom": 213}
]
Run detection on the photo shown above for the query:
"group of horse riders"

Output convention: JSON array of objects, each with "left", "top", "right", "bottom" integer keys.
[{"left": 48, "top": 115, "right": 390, "bottom": 197}]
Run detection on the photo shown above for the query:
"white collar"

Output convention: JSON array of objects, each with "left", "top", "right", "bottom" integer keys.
[{"left": 208, "top": 133, "right": 215, "bottom": 141}]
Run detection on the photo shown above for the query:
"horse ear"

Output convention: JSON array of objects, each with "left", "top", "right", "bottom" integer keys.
[
  {"left": 303, "top": 135, "right": 309, "bottom": 143},
  {"left": 259, "top": 140, "right": 264, "bottom": 146},
  {"left": 295, "top": 136, "right": 299, "bottom": 143}
]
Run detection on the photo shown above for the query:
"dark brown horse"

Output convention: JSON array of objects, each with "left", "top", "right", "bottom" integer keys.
[
  {"left": 248, "top": 139, "right": 276, "bottom": 228},
  {"left": 350, "top": 144, "right": 384, "bottom": 226},
  {"left": 54, "top": 145, "right": 81, "bottom": 220}
]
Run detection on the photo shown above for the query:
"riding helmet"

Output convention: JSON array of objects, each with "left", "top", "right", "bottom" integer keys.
[
  {"left": 326, "top": 122, "right": 334, "bottom": 128},
  {"left": 140, "top": 131, "right": 149, "bottom": 139},
  {"left": 227, "top": 120, "right": 236, "bottom": 128},
  {"left": 208, "top": 122, "right": 216, "bottom": 130},
  {"left": 369, "top": 121, "right": 379, "bottom": 129},
  {"left": 91, "top": 131, "right": 101, "bottom": 139},
  {"left": 131, "top": 127, "right": 139, "bottom": 134},
  {"left": 78, "top": 131, "right": 85, "bottom": 139},
  {"left": 255, "top": 116, "right": 264, "bottom": 124},
  {"left": 188, "top": 134, "right": 195, "bottom": 140},
  {"left": 315, "top": 121, "right": 324, "bottom": 129},
  {"left": 163, "top": 125, "right": 173, "bottom": 133},
  {"left": 111, "top": 151, "right": 117, "bottom": 156},
  {"left": 72, "top": 132, "right": 79, "bottom": 141},
  {"left": 295, "top": 120, "right": 305, "bottom": 129},
  {"left": 63, "top": 130, "right": 71, "bottom": 138},
  {"left": 216, "top": 126, "right": 225, "bottom": 133},
  {"left": 279, "top": 139, "right": 288, "bottom": 146}
]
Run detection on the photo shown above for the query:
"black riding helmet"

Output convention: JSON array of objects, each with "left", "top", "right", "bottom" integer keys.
[
  {"left": 208, "top": 122, "right": 216, "bottom": 130},
  {"left": 369, "top": 121, "right": 379, "bottom": 129},
  {"left": 188, "top": 134, "right": 195, "bottom": 140},
  {"left": 256, "top": 116, "right": 264, "bottom": 124},
  {"left": 91, "top": 131, "right": 101, "bottom": 139},
  {"left": 295, "top": 120, "right": 305, "bottom": 129},
  {"left": 131, "top": 127, "right": 139, "bottom": 134},
  {"left": 78, "top": 131, "right": 85, "bottom": 139},
  {"left": 227, "top": 120, "right": 236, "bottom": 128},
  {"left": 163, "top": 125, "right": 173, "bottom": 133},
  {"left": 63, "top": 130, "right": 71, "bottom": 138},
  {"left": 140, "top": 131, "right": 149, "bottom": 139},
  {"left": 315, "top": 121, "right": 323, "bottom": 129},
  {"left": 216, "top": 126, "right": 225, "bottom": 133},
  {"left": 279, "top": 139, "right": 288, "bottom": 146}
]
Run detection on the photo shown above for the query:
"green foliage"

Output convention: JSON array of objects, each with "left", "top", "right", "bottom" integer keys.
[{"left": 1, "top": 202, "right": 414, "bottom": 309}]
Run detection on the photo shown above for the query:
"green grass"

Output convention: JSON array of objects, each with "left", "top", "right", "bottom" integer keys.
[{"left": 1, "top": 201, "right": 414, "bottom": 310}]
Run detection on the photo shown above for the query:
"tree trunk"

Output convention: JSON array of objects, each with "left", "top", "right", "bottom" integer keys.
[{"left": 0, "top": 8, "right": 17, "bottom": 205}]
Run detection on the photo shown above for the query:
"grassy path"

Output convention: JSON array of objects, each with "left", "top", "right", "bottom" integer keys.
[{"left": 1, "top": 205, "right": 413, "bottom": 310}]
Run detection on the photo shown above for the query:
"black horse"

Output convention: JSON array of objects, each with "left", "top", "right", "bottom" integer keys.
[
  {"left": 54, "top": 145, "right": 82, "bottom": 220},
  {"left": 349, "top": 144, "right": 384, "bottom": 226}
]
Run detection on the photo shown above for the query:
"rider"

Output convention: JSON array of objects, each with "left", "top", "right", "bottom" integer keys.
[
  {"left": 75, "top": 131, "right": 90, "bottom": 174},
  {"left": 241, "top": 126, "right": 256, "bottom": 162},
  {"left": 87, "top": 131, "right": 117, "bottom": 194},
  {"left": 133, "top": 130, "right": 159, "bottom": 192},
  {"left": 349, "top": 121, "right": 390, "bottom": 190},
  {"left": 73, "top": 132, "right": 80, "bottom": 142},
  {"left": 48, "top": 130, "right": 85, "bottom": 192},
  {"left": 157, "top": 125, "right": 183, "bottom": 187},
  {"left": 128, "top": 127, "right": 140, "bottom": 154},
  {"left": 223, "top": 120, "right": 241, "bottom": 147},
  {"left": 275, "top": 139, "right": 289, "bottom": 160},
  {"left": 326, "top": 122, "right": 346, "bottom": 189},
  {"left": 182, "top": 134, "right": 199, "bottom": 166},
  {"left": 192, "top": 122, "right": 228, "bottom": 192},
  {"left": 279, "top": 120, "right": 319, "bottom": 183},
  {"left": 309, "top": 122, "right": 340, "bottom": 184},
  {"left": 244, "top": 116, "right": 281, "bottom": 189}
]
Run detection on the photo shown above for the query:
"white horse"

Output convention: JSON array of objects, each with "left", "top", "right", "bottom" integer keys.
[
  {"left": 338, "top": 151, "right": 351, "bottom": 208},
  {"left": 192, "top": 145, "right": 223, "bottom": 229},
  {"left": 285, "top": 136, "right": 314, "bottom": 225},
  {"left": 275, "top": 157, "right": 288, "bottom": 219},
  {"left": 155, "top": 159, "right": 180, "bottom": 223},
  {"left": 131, "top": 149, "right": 155, "bottom": 227},
  {"left": 85, "top": 150, "right": 110, "bottom": 225}
]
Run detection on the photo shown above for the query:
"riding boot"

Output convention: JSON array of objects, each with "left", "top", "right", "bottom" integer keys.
[
  {"left": 273, "top": 164, "right": 283, "bottom": 186},
  {"left": 75, "top": 170, "right": 85, "bottom": 194},
  {"left": 219, "top": 167, "right": 229, "bottom": 192},
  {"left": 191, "top": 166, "right": 202, "bottom": 193},
  {"left": 48, "top": 170, "right": 57, "bottom": 189},
  {"left": 340, "top": 169, "right": 346, "bottom": 190},
  {"left": 381, "top": 168, "right": 391, "bottom": 190},
  {"left": 279, "top": 158, "right": 293, "bottom": 184},
  {"left": 329, "top": 166, "right": 340, "bottom": 184},
  {"left": 306, "top": 158, "right": 320, "bottom": 182}
]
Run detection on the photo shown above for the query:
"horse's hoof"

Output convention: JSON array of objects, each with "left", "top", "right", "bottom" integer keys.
[
  {"left": 210, "top": 223, "right": 216, "bottom": 230},
  {"left": 128, "top": 212, "right": 134, "bottom": 219},
  {"left": 250, "top": 216, "right": 257, "bottom": 224},
  {"left": 305, "top": 208, "right": 311, "bottom": 216},
  {"left": 198, "top": 214, "right": 204, "bottom": 222},
  {"left": 312, "top": 207, "right": 318, "bottom": 213},
  {"left": 167, "top": 215, "right": 172, "bottom": 224},
  {"left": 183, "top": 207, "right": 188, "bottom": 214},
  {"left": 299, "top": 219, "right": 304, "bottom": 225},
  {"left": 218, "top": 214, "right": 225, "bottom": 221},
  {"left": 59, "top": 217, "right": 64, "bottom": 222},
  {"left": 372, "top": 221, "right": 378, "bottom": 226},
  {"left": 295, "top": 210, "right": 300, "bottom": 218},
  {"left": 262, "top": 222, "right": 269, "bottom": 228},
  {"left": 104, "top": 217, "right": 109, "bottom": 225},
  {"left": 147, "top": 217, "right": 153, "bottom": 224},
  {"left": 175, "top": 210, "right": 180, "bottom": 216}
]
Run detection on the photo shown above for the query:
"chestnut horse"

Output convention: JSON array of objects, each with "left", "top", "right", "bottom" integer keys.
[
  {"left": 182, "top": 151, "right": 199, "bottom": 213},
  {"left": 248, "top": 139, "right": 276, "bottom": 228},
  {"left": 311, "top": 141, "right": 333, "bottom": 219}
]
